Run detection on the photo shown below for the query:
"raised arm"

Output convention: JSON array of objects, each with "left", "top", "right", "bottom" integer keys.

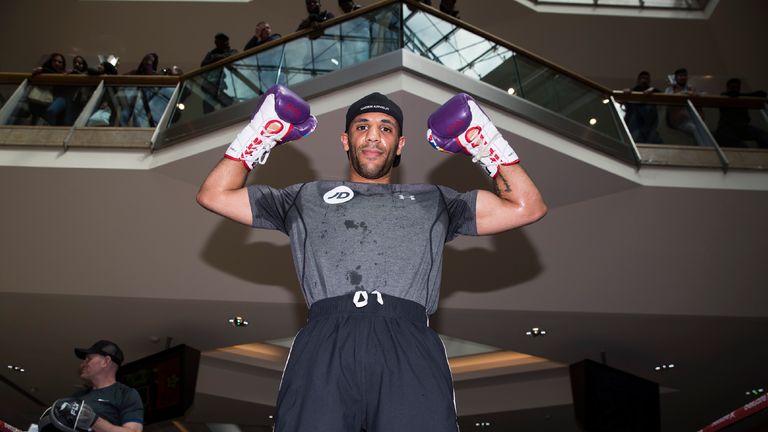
[
  {"left": 475, "top": 163, "right": 546, "bottom": 235},
  {"left": 196, "top": 85, "right": 317, "bottom": 225},
  {"left": 197, "top": 158, "right": 252, "bottom": 225},
  {"left": 427, "top": 93, "right": 547, "bottom": 235}
]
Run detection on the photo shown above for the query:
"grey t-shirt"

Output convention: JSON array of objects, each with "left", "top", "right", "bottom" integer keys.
[
  {"left": 73, "top": 382, "right": 144, "bottom": 426},
  {"left": 248, "top": 181, "right": 477, "bottom": 314}
]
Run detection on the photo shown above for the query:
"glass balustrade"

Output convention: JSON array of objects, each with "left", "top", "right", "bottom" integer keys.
[
  {"left": 86, "top": 84, "right": 176, "bottom": 128},
  {"left": 615, "top": 96, "right": 768, "bottom": 149},
  {"left": 5, "top": 83, "right": 96, "bottom": 127},
  {"left": 0, "top": 81, "right": 174, "bottom": 129},
  {"left": 0, "top": 84, "right": 17, "bottom": 110},
  {"left": 402, "top": 3, "right": 624, "bottom": 145},
  {"left": 704, "top": 105, "right": 768, "bottom": 150},
  {"left": 616, "top": 99, "right": 710, "bottom": 146},
  {"left": 1, "top": 0, "right": 764, "bottom": 169},
  {"left": 167, "top": 3, "right": 401, "bottom": 128}
]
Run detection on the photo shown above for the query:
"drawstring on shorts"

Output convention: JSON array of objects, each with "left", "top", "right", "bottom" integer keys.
[{"left": 353, "top": 290, "right": 384, "bottom": 308}]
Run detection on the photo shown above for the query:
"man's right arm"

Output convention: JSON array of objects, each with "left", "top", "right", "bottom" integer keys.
[
  {"left": 197, "top": 158, "right": 252, "bottom": 226},
  {"left": 196, "top": 85, "right": 317, "bottom": 226}
]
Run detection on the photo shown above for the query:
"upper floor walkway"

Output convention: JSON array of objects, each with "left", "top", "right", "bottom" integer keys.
[{"left": 0, "top": 0, "right": 765, "bottom": 188}]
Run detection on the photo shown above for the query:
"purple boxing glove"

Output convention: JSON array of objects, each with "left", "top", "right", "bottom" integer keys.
[
  {"left": 427, "top": 93, "right": 519, "bottom": 177},
  {"left": 225, "top": 85, "right": 317, "bottom": 170}
]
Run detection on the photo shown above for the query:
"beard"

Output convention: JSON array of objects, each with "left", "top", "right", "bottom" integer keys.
[{"left": 348, "top": 144, "right": 397, "bottom": 180}]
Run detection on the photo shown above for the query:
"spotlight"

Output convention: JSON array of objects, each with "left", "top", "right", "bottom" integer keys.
[{"left": 229, "top": 316, "right": 249, "bottom": 327}]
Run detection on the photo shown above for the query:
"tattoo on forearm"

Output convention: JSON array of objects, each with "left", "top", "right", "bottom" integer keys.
[{"left": 496, "top": 173, "right": 512, "bottom": 194}]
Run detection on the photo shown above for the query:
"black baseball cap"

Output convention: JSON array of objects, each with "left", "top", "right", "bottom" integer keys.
[
  {"left": 345, "top": 92, "right": 403, "bottom": 134},
  {"left": 75, "top": 340, "right": 124, "bottom": 366}
]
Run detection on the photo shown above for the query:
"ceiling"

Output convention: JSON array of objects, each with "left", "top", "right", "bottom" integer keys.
[{"left": 1, "top": 67, "right": 767, "bottom": 432}]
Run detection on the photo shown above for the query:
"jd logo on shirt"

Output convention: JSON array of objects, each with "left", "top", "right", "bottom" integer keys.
[{"left": 323, "top": 185, "right": 354, "bottom": 204}]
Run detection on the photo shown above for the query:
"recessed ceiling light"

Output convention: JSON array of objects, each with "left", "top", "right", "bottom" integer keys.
[
  {"left": 746, "top": 388, "right": 765, "bottom": 396},
  {"left": 588, "top": 117, "right": 598, "bottom": 126},
  {"left": 507, "top": 87, "right": 516, "bottom": 95},
  {"left": 228, "top": 316, "right": 249, "bottom": 327},
  {"left": 526, "top": 327, "right": 546, "bottom": 337},
  {"left": 7, "top": 365, "right": 26, "bottom": 372},
  {"left": 474, "top": 421, "right": 492, "bottom": 427},
  {"left": 654, "top": 363, "right": 675, "bottom": 371},
  {"left": 602, "top": 98, "right": 610, "bottom": 104}
]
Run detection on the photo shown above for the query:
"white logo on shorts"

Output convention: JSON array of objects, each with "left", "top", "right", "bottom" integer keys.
[{"left": 323, "top": 186, "right": 354, "bottom": 204}]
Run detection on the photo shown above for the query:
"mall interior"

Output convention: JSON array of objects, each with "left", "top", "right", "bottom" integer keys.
[{"left": 1, "top": 0, "right": 766, "bottom": 431}]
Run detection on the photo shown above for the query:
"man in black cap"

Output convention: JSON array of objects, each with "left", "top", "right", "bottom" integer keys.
[
  {"left": 69, "top": 340, "right": 144, "bottom": 432},
  {"left": 197, "top": 85, "right": 546, "bottom": 431}
]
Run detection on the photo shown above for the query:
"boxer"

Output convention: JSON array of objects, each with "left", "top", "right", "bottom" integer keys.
[{"left": 198, "top": 85, "right": 546, "bottom": 431}]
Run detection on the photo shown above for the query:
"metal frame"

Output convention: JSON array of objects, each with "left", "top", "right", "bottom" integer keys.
[
  {"left": 687, "top": 98, "right": 729, "bottom": 172},
  {"left": 0, "top": 79, "right": 29, "bottom": 125}
]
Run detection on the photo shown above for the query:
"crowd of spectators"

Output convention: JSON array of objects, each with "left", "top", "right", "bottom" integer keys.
[{"left": 20, "top": 0, "right": 766, "bottom": 148}]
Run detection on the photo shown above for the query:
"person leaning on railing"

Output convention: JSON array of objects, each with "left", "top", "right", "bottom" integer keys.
[
  {"left": 200, "top": 33, "right": 238, "bottom": 114},
  {"left": 244, "top": 21, "right": 282, "bottom": 50},
  {"left": 714, "top": 78, "right": 768, "bottom": 149},
  {"left": 28, "top": 52, "right": 75, "bottom": 126},
  {"left": 624, "top": 70, "right": 663, "bottom": 144},
  {"left": 664, "top": 68, "right": 708, "bottom": 145}
]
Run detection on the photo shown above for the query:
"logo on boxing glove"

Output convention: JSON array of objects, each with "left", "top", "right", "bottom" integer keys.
[
  {"left": 464, "top": 126, "right": 502, "bottom": 165},
  {"left": 240, "top": 119, "right": 287, "bottom": 161}
]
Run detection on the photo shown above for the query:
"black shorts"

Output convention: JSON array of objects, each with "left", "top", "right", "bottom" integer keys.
[{"left": 274, "top": 292, "right": 458, "bottom": 432}]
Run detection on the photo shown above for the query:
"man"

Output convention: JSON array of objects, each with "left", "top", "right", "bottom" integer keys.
[
  {"left": 714, "top": 78, "right": 768, "bottom": 149},
  {"left": 244, "top": 21, "right": 282, "bottom": 51},
  {"left": 297, "top": 0, "right": 335, "bottom": 30},
  {"left": 200, "top": 33, "right": 238, "bottom": 67},
  {"left": 200, "top": 33, "right": 238, "bottom": 113},
  {"left": 40, "top": 340, "right": 143, "bottom": 432},
  {"left": 197, "top": 85, "right": 546, "bottom": 431},
  {"left": 664, "top": 67, "right": 707, "bottom": 145},
  {"left": 624, "top": 71, "right": 662, "bottom": 144}
]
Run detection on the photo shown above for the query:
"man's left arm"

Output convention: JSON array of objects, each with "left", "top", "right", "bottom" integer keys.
[
  {"left": 427, "top": 93, "right": 547, "bottom": 235},
  {"left": 475, "top": 163, "right": 546, "bottom": 235}
]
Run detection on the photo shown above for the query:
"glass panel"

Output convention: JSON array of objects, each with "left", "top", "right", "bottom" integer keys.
[
  {"left": 169, "top": 65, "right": 253, "bottom": 126},
  {"left": 5, "top": 84, "right": 96, "bottom": 126},
  {"left": 167, "top": 4, "right": 401, "bottom": 128},
  {"left": 708, "top": 105, "right": 768, "bottom": 149},
  {"left": 338, "top": 10, "right": 399, "bottom": 67},
  {"left": 618, "top": 100, "right": 712, "bottom": 146},
  {"left": 85, "top": 85, "right": 174, "bottom": 128},
  {"left": 232, "top": 44, "right": 286, "bottom": 94},
  {"left": 404, "top": 6, "right": 456, "bottom": 61},
  {"left": 0, "top": 84, "right": 18, "bottom": 110},
  {"left": 404, "top": 4, "right": 623, "bottom": 145}
]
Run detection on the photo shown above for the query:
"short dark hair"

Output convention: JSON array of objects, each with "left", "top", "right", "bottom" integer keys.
[
  {"left": 674, "top": 68, "right": 688, "bottom": 76},
  {"left": 637, "top": 70, "right": 650, "bottom": 78},
  {"left": 726, "top": 77, "right": 741, "bottom": 87}
]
